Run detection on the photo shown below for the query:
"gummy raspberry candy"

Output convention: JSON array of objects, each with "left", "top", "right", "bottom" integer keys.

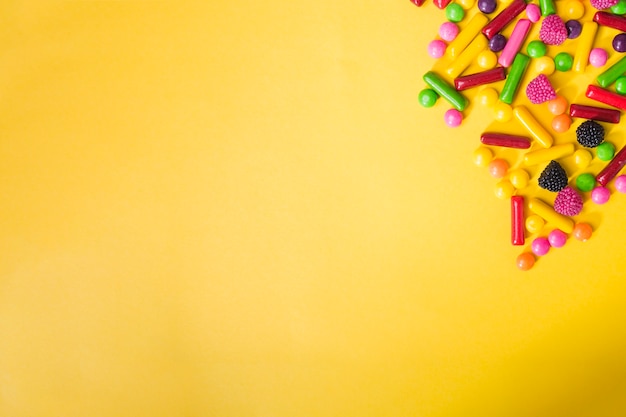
[
  {"left": 540, "top": 15, "right": 568, "bottom": 45},
  {"left": 590, "top": 0, "right": 619, "bottom": 9},
  {"left": 538, "top": 160, "right": 569, "bottom": 192},
  {"left": 526, "top": 74, "right": 556, "bottom": 104},
  {"left": 554, "top": 186, "right": 584, "bottom": 216},
  {"left": 576, "top": 120, "right": 605, "bottom": 148}
]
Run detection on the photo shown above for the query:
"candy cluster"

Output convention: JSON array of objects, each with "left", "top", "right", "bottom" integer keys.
[{"left": 411, "top": 0, "right": 626, "bottom": 270}]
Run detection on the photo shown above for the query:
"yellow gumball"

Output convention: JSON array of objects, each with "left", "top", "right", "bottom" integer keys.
[
  {"left": 493, "top": 102, "right": 513, "bottom": 122},
  {"left": 525, "top": 214, "right": 545, "bottom": 234},
  {"left": 574, "top": 149, "right": 592, "bottom": 168},
  {"left": 494, "top": 180, "right": 515, "bottom": 199},
  {"left": 477, "top": 50, "right": 497, "bottom": 69},
  {"left": 534, "top": 56, "right": 555, "bottom": 75},
  {"left": 509, "top": 168, "right": 530, "bottom": 189},
  {"left": 565, "top": 0, "right": 585, "bottom": 19},
  {"left": 473, "top": 146, "right": 493, "bottom": 167},
  {"left": 477, "top": 87, "right": 499, "bottom": 107}
]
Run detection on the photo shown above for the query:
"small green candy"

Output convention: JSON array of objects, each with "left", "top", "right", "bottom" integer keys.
[
  {"left": 576, "top": 173, "right": 596, "bottom": 192},
  {"left": 555, "top": 52, "right": 573, "bottom": 71},
  {"left": 611, "top": 0, "right": 626, "bottom": 14},
  {"left": 597, "top": 142, "right": 616, "bottom": 161},
  {"left": 419, "top": 88, "right": 439, "bottom": 108},
  {"left": 616, "top": 76, "right": 626, "bottom": 95},
  {"left": 527, "top": 40, "right": 547, "bottom": 58},
  {"left": 446, "top": 3, "right": 465, "bottom": 22}
]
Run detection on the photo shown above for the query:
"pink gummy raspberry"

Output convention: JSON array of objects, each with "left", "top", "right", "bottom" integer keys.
[
  {"left": 554, "top": 187, "right": 583, "bottom": 216},
  {"left": 591, "top": 0, "right": 619, "bottom": 9},
  {"left": 526, "top": 74, "right": 556, "bottom": 104},
  {"left": 539, "top": 15, "right": 568, "bottom": 45}
]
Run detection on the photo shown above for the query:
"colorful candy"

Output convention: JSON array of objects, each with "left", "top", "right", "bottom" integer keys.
[
  {"left": 597, "top": 56, "right": 626, "bottom": 87},
  {"left": 576, "top": 173, "right": 596, "bottom": 192},
  {"left": 516, "top": 252, "right": 535, "bottom": 271},
  {"left": 423, "top": 71, "right": 468, "bottom": 111},
  {"left": 615, "top": 175, "right": 626, "bottom": 192},
  {"left": 569, "top": 103, "right": 621, "bottom": 123},
  {"left": 500, "top": 54, "right": 530, "bottom": 104},
  {"left": 554, "top": 187, "right": 583, "bottom": 216},
  {"left": 591, "top": 186, "right": 611, "bottom": 204},
  {"left": 499, "top": 19, "right": 532, "bottom": 67},
  {"left": 434, "top": 0, "right": 453, "bottom": 9},
  {"left": 448, "top": 14, "right": 489, "bottom": 57},
  {"left": 480, "top": 132, "right": 531, "bottom": 148},
  {"left": 532, "top": 237, "right": 551, "bottom": 256},
  {"left": 573, "top": 223, "right": 593, "bottom": 241},
  {"left": 593, "top": 11, "right": 626, "bottom": 31},
  {"left": 514, "top": 105, "right": 553, "bottom": 148},
  {"left": 596, "top": 144, "right": 626, "bottom": 185},
  {"left": 454, "top": 67, "right": 506, "bottom": 90},
  {"left": 574, "top": 149, "right": 593, "bottom": 168},
  {"left": 523, "top": 144, "right": 575, "bottom": 165},
  {"left": 446, "top": 3, "right": 465, "bottom": 22},
  {"left": 586, "top": 84, "right": 626, "bottom": 110},
  {"left": 525, "top": 214, "right": 545, "bottom": 233},
  {"left": 555, "top": 52, "right": 574, "bottom": 71},
  {"left": 613, "top": 33, "right": 626, "bottom": 52},
  {"left": 447, "top": 35, "right": 489, "bottom": 78},
  {"left": 526, "top": 74, "right": 556, "bottom": 104},
  {"left": 526, "top": 4, "right": 541, "bottom": 22},
  {"left": 495, "top": 180, "right": 515, "bottom": 199},
  {"left": 596, "top": 142, "right": 616, "bottom": 161},
  {"left": 589, "top": 48, "right": 608, "bottom": 67},
  {"left": 551, "top": 114, "right": 571, "bottom": 133},
  {"left": 574, "top": 22, "right": 598, "bottom": 73},
  {"left": 540, "top": 15, "right": 568, "bottom": 45},
  {"left": 444, "top": 108, "right": 463, "bottom": 127},
  {"left": 566, "top": 20, "right": 583, "bottom": 38},
  {"left": 473, "top": 146, "right": 494, "bottom": 167},
  {"left": 439, "top": 22, "right": 460, "bottom": 42},
  {"left": 528, "top": 198, "right": 574, "bottom": 233},
  {"left": 548, "top": 229, "right": 567, "bottom": 248},
  {"left": 509, "top": 168, "right": 530, "bottom": 189},
  {"left": 511, "top": 196, "right": 525, "bottom": 245},
  {"left": 488, "top": 158, "right": 509, "bottom": 178},
  {"left": 482, "top": 0, "right": 527, "bottom": 39}
]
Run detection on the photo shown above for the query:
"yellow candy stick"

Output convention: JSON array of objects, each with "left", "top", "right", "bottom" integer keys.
[
  {"left": 447, "top": 14, "right": 489, "bottom": 58},
  {"left": 574, "top": 22, "right": 598, "bottom": 73},
  {"left": 446, "top": 35, "right": 488, "bottom": 79},
  {"left": 528, "top": 198, "right": 574, "bottom": 234},
  {"left": 513, "top": 106, "right": 553, "bottom": 148},
  {"left": 524, "top": 143, "right": 575, "bottom": 165}
]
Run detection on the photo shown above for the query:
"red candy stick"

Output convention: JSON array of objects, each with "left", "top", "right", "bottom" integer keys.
[
  {"left": 482, "top": 0, "right": 527, "bottom": 39},
  {"left": 511, "top": 196, "right": 525, "bottom": 246},
  {"left": 593, "top": 11, "right": 626, "bottom": 32},
  {"left": 434, "top": 0, "right": 452, "bottom": 8},
  {"left": 480, "top": 132, "right": 531, "bottom": 149},
  {"left": 454, "top": 67, "right": 507, "bottom": 91},
  {"left": 569, "top": 104, "right": 621, "bottom": 123},
  {"left": 597, "top": 145, "right": 626, "bottom": 186},
  {"left": 586, "top": 85, "right": 626, "bottom": 111},
  {"left": 410, "top": 0, "right": 426, "bottom": 6}
]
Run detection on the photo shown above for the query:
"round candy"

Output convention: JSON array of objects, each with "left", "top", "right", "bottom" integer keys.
[
  {"left": 548, "top": 229, "right": 568, "bottom": 248},
  {"left": 428, "top": 40, "right": 447, "bottom": 58},
  {"left": 591, "top": 186, "right": 611, "bottom": 204},
  {"left": 473, "top": 146, "right": 493, "bottom": 167},
  {"left": 526, "top": 214, "right": 545, "bottom": 234},
  {"left": 565, "top": 0, "right": 585, "bottom": 19},
  {"left": 446, "top": 3, "right": 465, "bottom": 22},
  {"left": 565, "top": 20, "right": 582, "bottom": 39},
  {"left": 477, "top": 87, "right": 499, "bottom": 106},
  {"left": 419, "top": 89, "right": 439, "bottom": 108},
  {"left": 494, "top": 180, "right": 515, "bottom": 199},
  {"left": 526, "top": 4, "right": 541, "bottom": 22},
  {"left": 552, "top": 114, "right": 571, "bottom": 133},
  {"left": 613, "top": 33, "right": 626, "bottom": 53},
  {"left": 478, "top": 0, "right": 497, "bottom": 13},
  {"left": 488, "top": 158, "right": 509, "bottom": 178},
  {"left": 596, "top": 141, "right": 616, "bottom": 161},
  {"left": 573, "top": 149, "right": 593, "bottom": 168},
  {"left": 527, "top": 40, "right": 547, "bottom": 58},
  {"left": 615, "top": 76, "right": 626, "bottom": 94},
  {"left": 458, "top": 0, "right": 476, "bottom": 8},
  {"left": 576, "top": 173, "right": 596, "bottom": 192},
  {"left": 547, "top": 96, "right": 568, "bottom": 115},
  {"left": 516, "top": 252, "right": 535, "bottom": 271},
  {"left": 532, "top": 237, "right": 551, "bottom": 256},
  {"left": 509, "top": 168, "right": 530, "bottom": 189},
  {"left": 555, "top": 52, "right": 574, "bottom": 71},
  {"left": 477, "top": 50, "right": 498, "bottom": 69},
  {"left": 489, "top": 34, "right": 507, "bottom": 52},
  {"left": 493, "top": 102, "right": 513, "bottom": 122},
  {"left": 439, "top": 22, "right": 459, "bottom": 42},
  {"left": 589, "top": 48, "right": 608, "bottom": 67},
  {"left": 534, "top": 56, "right": 555, "bottom": 75},
  {"left": 615, "top": 175, "right": 626, "bottom": 192},
  {"left": 444, "top": 108, "right": 463, "bottom": 127},
  {"left": 573, "top": 222, "right": 593, "bottom": 241},
  {"left": 611, "top": 0, "right": 626, "bottom": 14}
]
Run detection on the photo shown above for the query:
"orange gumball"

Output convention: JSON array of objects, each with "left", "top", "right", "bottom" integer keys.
[
  {"left": 516, "top": 252, "right": 535, "bottom": 271},
  {"left": 573, "top": 223, "right": 593, "bottom": 241},
  {"left": 488, "top": 158, "right": 509, "bottom": 179},
  {"left": 547, "top": 95, "right": 568, "bottom": 115},
  {"left": 552, "top": 114, "right": 571, "bottom": 133}
]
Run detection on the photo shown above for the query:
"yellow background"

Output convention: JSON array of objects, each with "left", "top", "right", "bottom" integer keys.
[{"left": 2, "top": 1, "right": 626, "bottom": 416}]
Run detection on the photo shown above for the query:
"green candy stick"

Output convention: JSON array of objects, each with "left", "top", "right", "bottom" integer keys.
[
  {"left": 597, "top": 56, "right": 626, "bottom": 88},
  {"left": 539, "top": 0, "right": 556, "bottom": 16},
  {"left": 423, "top": 71, "right": 468, "bottom": 111},
  {"left": 500, "top": 53, "right": 530, "bottom": 105}
]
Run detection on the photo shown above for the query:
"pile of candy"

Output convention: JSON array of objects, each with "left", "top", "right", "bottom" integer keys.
[{"left": 410, "top": 0, "right": 626, "bottom": 270}]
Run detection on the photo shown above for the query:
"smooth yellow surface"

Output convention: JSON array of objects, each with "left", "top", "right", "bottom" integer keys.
[{"left": 2, "top": 1, "right": 626, "bottom": 417}]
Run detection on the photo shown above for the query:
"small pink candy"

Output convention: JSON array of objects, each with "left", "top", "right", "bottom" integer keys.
[
  {"left": 589, "top": 48, "right": 608, "bottom": 67},
  {"left": 526, "top": 4, "right": 541, "bottom": 23},
  {"left": 428, "top": 40, "right": 447, "bottom": 58},
  {"left": 548, "top": 229, "right": 568, "bottom": 248},
  {"left": 540, "top": 15, "right": 568, "bottom": 45},
  {"left": 591, "top": 186, "right": 611, "bottom": 204},
  {"left": 526, "top": 74, "right": 557, "bottom": 104},
  {"left": 444, "top": 108, "right": 463, "bottom": 127},
  {"left": 532, "top": 237, "right": 551, "bottom": 256},
  {"left": 590, "top": 0, "right": 619, "bottom": 9},
  {"left": 439, "top": 22, "right": 459, "bottom": 42},
  {"left": 615, "top": 175, "right": 626, "bottom": 193}
]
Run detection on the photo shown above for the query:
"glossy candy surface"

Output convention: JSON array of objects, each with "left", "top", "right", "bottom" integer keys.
[
  {"left": 423, "top": 71, "right": 468, "bottom": 111},
  {"left": 482, "top": 0, "right": 527, "bottom": 39},
  {"left": 586, "top": 84, "right": 626, "bottom": 110},
  {"left": 532, "top": 237, "right": 551, "bottom": 256},
  {"left": 480, "top": 132, "right": 531, "bottom": 148},
  {"left": 454, "top": 67, "right": 506, "bottom": 90},
  {"left": 514, "top": 106, "right": 554, "bottom": 148},
  {"left": 511, "top": 196, "right": 525, "bottom": 245},
  {"left": 548, "top": 230, "right": 567, "bottom": 248},
  {"left": 569, "top": 103, "right": 621, "bottom": 123},
  {"left": 573, "top": 223, "right": 593, "bottom": 241},
  {"left": 597, "top": 145, "right": 626, "bottom": 185},
  {"left": 516, "top": 252, "right": 535, "bottom": 270},
  {"left": 500, "top": 54, "right": 531, "bottom": 104},
  {"left": 591, "top": 186, "right": 611, "bottom": 204},
  {"left": 528, "top": 198, "right": 574, "bottom": 234}
]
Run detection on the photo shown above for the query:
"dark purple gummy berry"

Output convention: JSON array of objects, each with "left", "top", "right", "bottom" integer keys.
[
  {"left": 489, "top": 34, "right": 507, "bottom": 52},
  {"left": 565, "top": 20, "right": 582, "bottom": 39},
  {"left": 478, "top": 0, "right": 497, "bottom": 14},
  {"left": 613, "top": 33, "right": 626, "bottom": 52}
]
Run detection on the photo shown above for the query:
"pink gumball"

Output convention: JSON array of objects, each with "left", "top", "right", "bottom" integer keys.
[
  {"left": 615, "top": 175, "right": 626, "bottom": 193},
  {"left": 439, "top": 22, "right": 459, "bottom": 42},
  {"left": 548, "top": 229, "right": 567, "bottom": 248},
  {"left": 428, "top": 40, "right": 447, "bottom": 58},
  {"left": 532, "top": 237, "right": 551, "bottom": 256},
  {"left": 589, "top": 48, "right": 608, "bottom": 67},
  {"left": 444, "top": 109, "right": 463, "bottom": 127},
  {"left": 591, "top": 186, "right": 611, "bottom": 204},
  {"left": 526, "top": 4, "right": 541, "bottom": 23}
]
